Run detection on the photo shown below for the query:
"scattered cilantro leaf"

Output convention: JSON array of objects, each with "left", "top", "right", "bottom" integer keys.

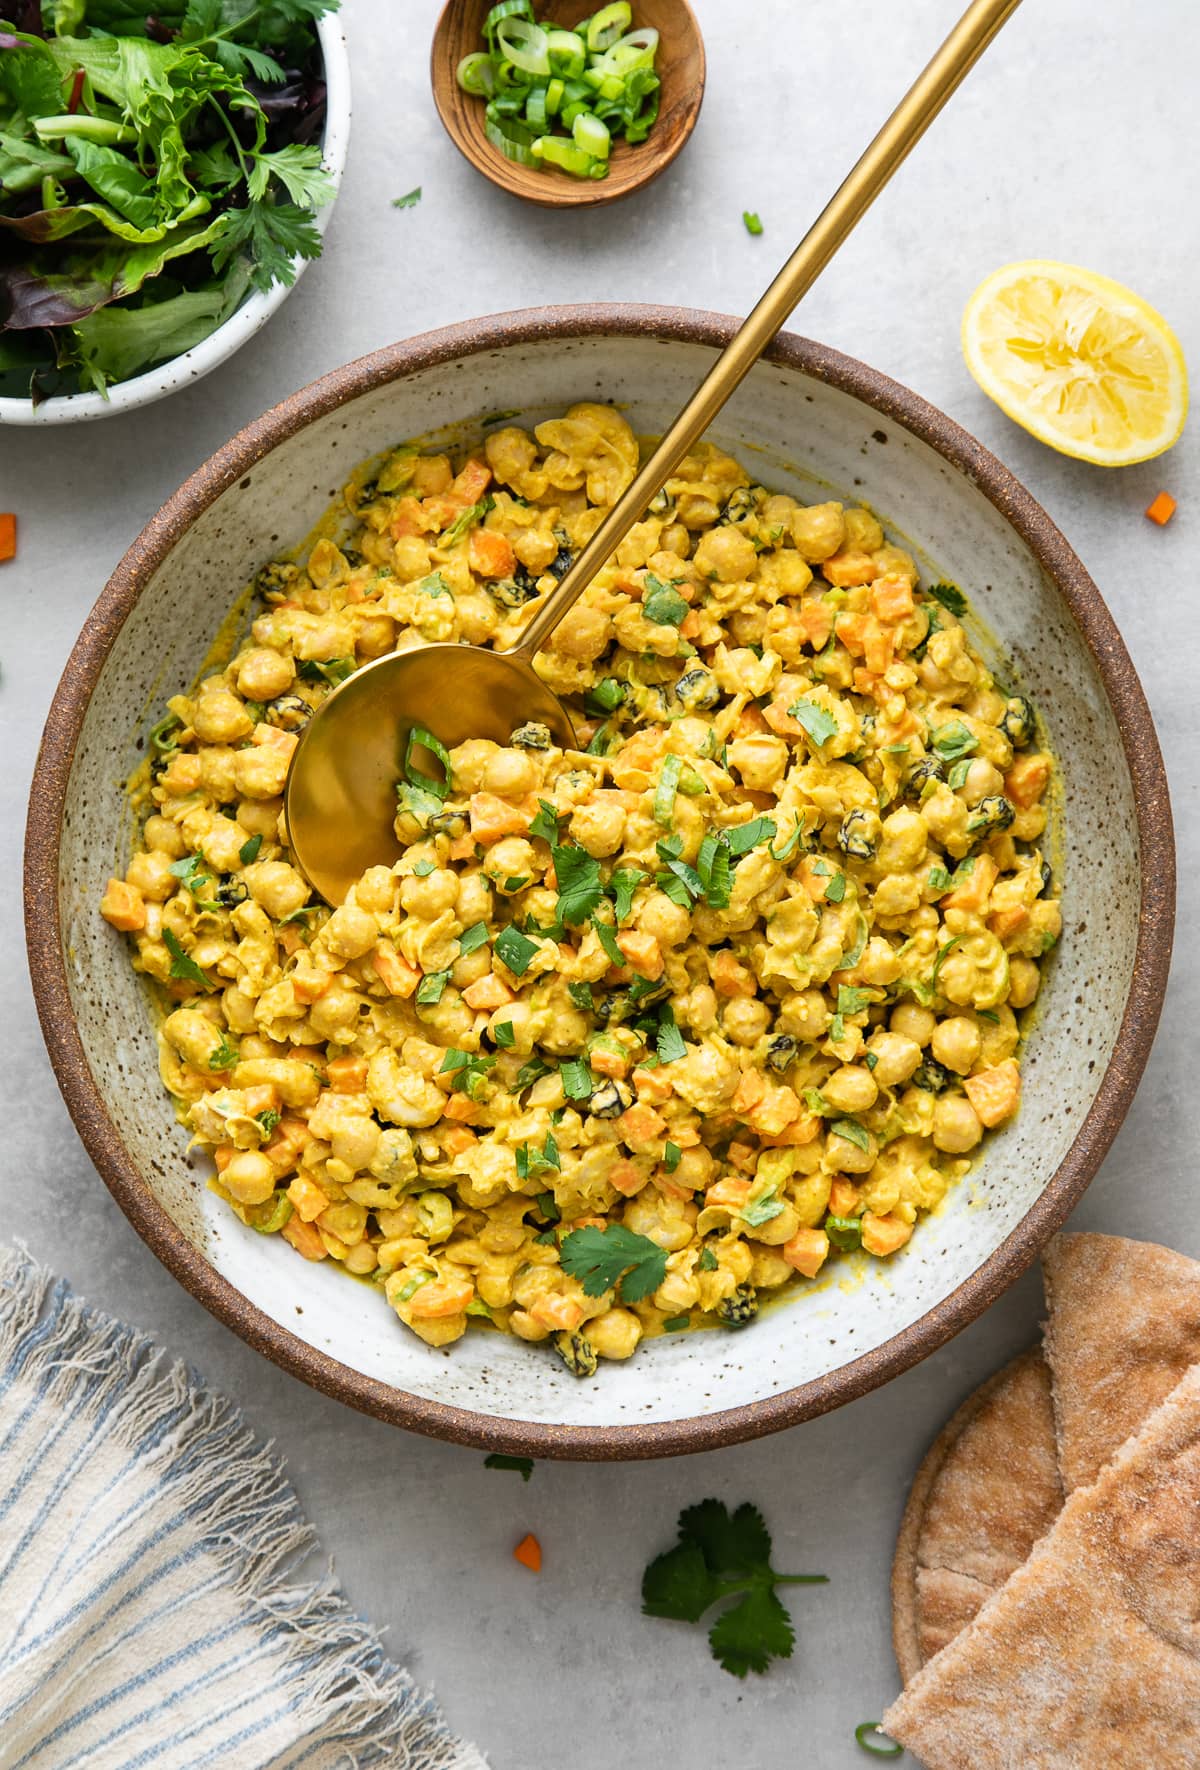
[
  {"left": 568, "top": 982, "right": 594, "bottom": 1012},
  {"left": 931, "top": 720, "right": 977, "bottom": 762},
  {"left": 238, "top": 833, "right": 263, "bottom": 866},
  {"left": 698, "top": 1246, "right": 719, "bottom": 1272},
  {"left": 610, "top": 867, "right": 644, "bottom": 923},
  {"left": 493, "top": 1020, "right": 516, "bottom": 1049},
  {"left": 656, "top": 1004, "right": 688, "bottom": 1065},
  {"left": 664, "top": 1141, "right": 682, "bottom": 1173},
  {"left": 484, "top": 1453, "right": 532, "bottom": 1479},
  {"left": 824, "top": 872, "right": 847, "bottom": 903},
  {"left": 927, "top": 580, "right": 967, "bottom": 616},
  {"left": 560, "top": 1224, "right": 668, "bottom": 1303},
  {"left": 789, "top": 699, "right": 839, "bottom": 747},
  {"left": 591, "top": 915, "right": 626, "bottom": 968},
  {"left": 654, "top": 754, "right": 684, "bottom": 827},
  {"left": 392, "top": 186, "right": 423, "bottom": 210},
  {"left": 163, "top": 929, "right": 208, "bottom": 988},
  {"left": 830, "top": 1118, "right": 870, "bottom": 1152},
  {"left": 495, "top": 925, "right": 539, "bottom": 976},
  {"left": 458, "top": 921, "right": 490, "bottom": 956},
  {"left": 560, "top": 1057, "right": 594, "bottom": 1100},
  {"left": 663, "top": 1314, "right": 691, "bottom": 1331},
  {"left": 404, "top": 723, "right": 452, "bottom": 800},
  {"left": 642, "top": 577, "right": 689, "bottom": 627},
  {"left": 208, "top": 1033, "right": 238, "bottom": 1072},
  {"left": 416, "top": 969, "right": 449, "bottom": 1006},
  {"left": 529, "top": 799, "right": 563, "bottom": 845},
  {"left": 725, "top": 816, "right": 776, "bottom": 857},
  {"left": 552, "top": 842, "right": 603, "bottom": 926},
  {"left": 837, "top": 985, "right": 873, "bottom": 1015}
]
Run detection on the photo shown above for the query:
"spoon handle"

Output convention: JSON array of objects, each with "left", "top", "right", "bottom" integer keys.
[{"left": 511, "top": 0, "right": 1021, "bottom": 661}]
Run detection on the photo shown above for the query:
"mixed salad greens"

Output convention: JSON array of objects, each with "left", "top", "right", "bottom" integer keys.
[{"left": 0, "top": 0, "right": 338, "bottom": 402}]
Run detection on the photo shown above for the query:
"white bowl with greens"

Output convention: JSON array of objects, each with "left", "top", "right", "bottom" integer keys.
[{"left": 0, "top": 2, "right": 349, "bottom": 424}]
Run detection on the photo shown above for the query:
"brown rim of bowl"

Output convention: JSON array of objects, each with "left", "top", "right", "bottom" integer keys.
[{"left": 24, "top": 304, "right": 1176, "bottom": 1462}]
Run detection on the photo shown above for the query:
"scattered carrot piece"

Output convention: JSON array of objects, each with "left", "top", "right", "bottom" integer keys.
[
  {"left": 513, "top": 1533, "right": 542, "bottom": 1573},
  {"left": 0, "top": 513, "right": 16, "bottom": 562},
  {"left": 1145, "top": 491, "right": 1176, "bottom": 526}
]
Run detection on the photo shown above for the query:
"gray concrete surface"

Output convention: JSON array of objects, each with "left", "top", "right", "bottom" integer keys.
[{"left": 2, "top": 2, "right": 1197, "bottom": 1763}]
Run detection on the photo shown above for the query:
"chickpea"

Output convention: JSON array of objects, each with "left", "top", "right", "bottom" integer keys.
[
  {"left": 481, "top": 749, "right": 537, "bottom": 797},
  {"left": 237, "top": 797, "right": 280, "bottom": 837},
  {"left": 714, "top": 997, "right": 766, "bottom": 1048},
  {"left": 790, "top": 501, "right": 845, "bottom": 562},
  {"left": 455, "top": 872, "right": 493, "bottom": 925},
  {"left": 162, "top": 1007, "right": 224, "bottom": 1068},
  {"left": 199, "top": 816, "right": 246, "bottom": 875},
  {"left": 319, "top": 903, "right": 377, "bottom": 960},
  {"left": 236, "top": 647, "right": 294, "bottom": 702},
  {"left": 842, "top": 507, "right": 884, "bottom": 551},
  {"left": 960, "top": 759, "right": 1004, "bottom": 807},
  {"left": 552, "top": 604, "right": 611, "bottom": 661},
  {"left": 778, "top": 988, "right": 831, "bottom": 1041},
  {"left": 308, "top": 985, "right": 362, "bottom": 1043},
  {"left": 222, "top": 1150, "right": 276, "bottom": 1206},
  {"left": 234, "top": 746, "right": 290, "bottom": 800},
  {"left": 727, "top": 734, "right": 789, "bottom": 791},
  {"left": 866, "top": 1031, "right": 922, "bottom": 1087},
  {"left": 126, "top": 850, "right": 176, "bottom": 902},
  {"left": 193, "top": 688, "right": 253, "bottom": 744},
  {"left": 344, "top": 1241, "right": 379, "bottom": 1276},
  {"left": 513, "top": 526, "right": 558, "bottom": 573},
  {"left": 399, "top": 868, "right": 459, "bottom": 918},
  {"left": 674, "top": 1146, "right": 714, "bottom": 1191},
  {"left": 891, "top": 1002, "right": 936, "bottom": 1046},
  {"left": 222, "top": 985, "right": 258, "bottom": 1034},
  {"left": 932, "top": 1094, "right": 984, "bottom": 1154},
  {"left": 570, "top": 795, "right": 627, "bottom": 859},
  {"left": 825, "top": 1126, "right": 875, "bottom": 1174},
  {"left": 483, "top": 838, "right": 535, "bottom": 889},
  {"left": 1007, "top": 956, "right": 1041, "bottom": 1010},
  {"left": 355, "top": 867, "right": 396, "bottom": 915},
  {"left": 693, "top": 525, "right": 758, "bottom": 583},
  {"left": 143, "top": 815, "right": 186, "bottom": 859},
  {"left": 659, "top": 522, "right": 691, "bottom": 557},
  {"left": 588, "top": 1308, "right": 643, "bottom": 1360},
  {"left": 678, "top": 982, "right": 717, "bottom": 1033},
  {"left": 931, "top": 1015, "right": 982, "bottom": 1075},
  {"left": 878, "top": 807, "right": 927, "bottom": 872},
  {"left": 392, "top": 534, "right": 431, "bottom": 580},
  {"left": 245, "top": 861, "right": 310, "bottom": 923},
  {"left": 330, "top": 1114, "right": 379, "bottom": 1171},
  {"left": 410, "top": 453, "right": 452, "bottom": 496},
  {"left": 637, "top": 892, "right": 692, "bottom": 949},
  {"left": 822, "top": 1064, "right": 878, "bottom": 1114}
]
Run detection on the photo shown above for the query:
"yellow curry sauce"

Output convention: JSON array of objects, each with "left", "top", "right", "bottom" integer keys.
[{"left": 100, "top": 405, "right": 1061, "bottom": 1374}]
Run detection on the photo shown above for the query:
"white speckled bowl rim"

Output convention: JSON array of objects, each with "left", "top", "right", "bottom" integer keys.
[
  {"left": 0, "top": 19, "right": 351, "bottom": 427},
  {"left": 24, "top": 307, "right": 1176, "bottom": 1459}
]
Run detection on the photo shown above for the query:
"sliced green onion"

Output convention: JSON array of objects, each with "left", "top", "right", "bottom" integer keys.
[
  {"left": 602, "top": 26, "right": 659, "bottom": 72},
  {"left": 485, "top": 113, "right": 541, "bottom": 166},
  {"left": 496, "top": 17, "right": 550, "bottom": 76},
  {"left": 560, "top": 99, "right": 589, "bottom": 129},
  {"left": 533, "top": 135, "right": 605, "bottom": 177},
  {"left": 544, "top": 27, "right": 586, "bottom": 76},
  {"left": 586, "top": 2, "right": 632, "bottom": 52},
  {"left": 484, "top": 0, "right": 533, "bottom": 36},
  {"left": 654, "top": 754, "right": 683, "bottom": 827},
  {"left": 544, "top": 75, "right": 565, "bottom": 114},
  {"left": 457, "top": 51, "right": 496, "bottom": 95},
  {"left": 525, "top": 85, "right": 548, "bottom": 129},
  {"left": 573, "top": 111, "right": 611, "bottom": 159}
]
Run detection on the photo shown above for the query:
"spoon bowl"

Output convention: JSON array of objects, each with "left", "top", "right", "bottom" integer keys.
[{"left": 285, "top": 644, "right": 575, "bottom": 906}]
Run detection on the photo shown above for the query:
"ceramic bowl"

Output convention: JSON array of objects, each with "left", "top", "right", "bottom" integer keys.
[
  {"left": 0, "top": 18, "right": 351, "bottom": 428},
  {"left": 25, "top": 307, "right": 1175, "bottom": 1459}
]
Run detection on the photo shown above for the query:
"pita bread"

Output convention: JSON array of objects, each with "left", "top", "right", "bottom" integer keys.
[
  {"left": 883, "top": 1361, "right": 1200, "bottom": 1768},
  {"left": 1043, "top": 1232, "right": 1200, "bottom": 1493},
  {"left": 892, "top": 1349, "right": 1062, "bottom": 1683}
]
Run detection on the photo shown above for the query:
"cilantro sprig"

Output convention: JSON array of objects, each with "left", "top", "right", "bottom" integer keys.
[
  {"left": 559, "top": 1224, "right": 667, "bottom": 1304},
  {"left": 642, "top": 1500, "right": 827, "bottom": 1677}
]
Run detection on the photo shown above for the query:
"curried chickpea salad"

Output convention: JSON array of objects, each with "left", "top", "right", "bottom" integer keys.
[{"left": 101, "top": 404, "right": 1061, "bottom": 1376}]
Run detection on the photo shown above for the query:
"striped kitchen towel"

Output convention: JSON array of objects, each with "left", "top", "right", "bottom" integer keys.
[{"left": 0, "top": 1245, "right": 487, "bottom": 1770}]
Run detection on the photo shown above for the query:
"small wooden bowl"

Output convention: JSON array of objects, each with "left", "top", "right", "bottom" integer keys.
[{"left": 431, "top": 0, "right": 705, "bottom": 208}]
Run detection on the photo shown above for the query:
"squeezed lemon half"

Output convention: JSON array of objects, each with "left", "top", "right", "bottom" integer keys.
[{"left": 962, "top": 260, "right": 1188, "bottom": 466}]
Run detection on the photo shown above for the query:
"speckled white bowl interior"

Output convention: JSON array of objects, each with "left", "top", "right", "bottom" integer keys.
[{"left": 36, "top": 314, "right": 1170, "bottom": 1455}]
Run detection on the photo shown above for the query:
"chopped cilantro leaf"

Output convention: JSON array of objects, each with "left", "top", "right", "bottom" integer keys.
[
  {"left": 663, "top": 1314, "right": 691, "bottom": 1331},
  {"left": 458, "top": 921, "right": 490, "bottom": 956},
  {"left": 726, "top": 816, "right": 776, "bottom": 857},
  {"left": 830, "top": 1118, "right": 870, "bottom": 1152},
  {"left": 927, "top": 580, "right": 968, "bottom": 616},
  {"left": 560, "top": 1223, "right": 668, "bottom": 1303},
  {"left": 643, "top": 578, "right": 689, "bottom": 627},
  {"left": 560, "top": 1058, "right": 594, "bottom": 1100},
  {"left": 836, "top": 985, "right": 872, "bottom": 1015},
  {"left": 789, "top": 699, "right": 839, "bottom": 747},
  {"left": 238, "top": 834, "right": 262, "bottom": 866},
  {"left": 610, "top": 867, "right": 644, "bottom": 922},
  {"left": 493, "top": 1020, "right": 516, "bottom": 1049},
  {"left": 163, "top": 929, "right": 208, "bottom": 989},
  {"left": 495, "top": 925, "right": 539, "bottom": 976},
  {"left": 654, "top": 754, "right": 684, "bottom": 827},
  {"left": 824, "top": 872, "right": 847, "bottom": 903},
  {"left": 591, "top": 915, "right": 626, "bottom": 968},
  {"left": 698, "top": 1246, "right": 719, "bottom": 1271},
  {"left": 404, "top": 723, "right": 452, "bottom": 800},
  {"left": 392, "top": 186, "right": 422, "bottom": 210},
  {"left": 656, "top": 1005, "right": 688, "bottom": 1065},
  {"left": 552, "top": 842, "right": 603, "bottom": 926},
  {"left": 529, "top": 799, "right": 563, "bottom": 845},
  {"left": 664, "top": 1141, "right": 682, "bottom": 1173},
  {"left": 415, "top": 969, "right": 449, "bottom": 1005},
  {"left": 931, "top": 720, "right": 977, "bottom": 762},
  {"left": 568, "top": 982, "right": 594, "bottom": 1012}
]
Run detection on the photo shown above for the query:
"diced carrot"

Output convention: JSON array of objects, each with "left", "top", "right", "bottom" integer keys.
[
  {"left": 943, "top": 853, "right": 998, "bottom": 914},
  {"left": 1145, "top": 491, "right": 1176, "bottom": 526},
  {"left": 530, "top": 1293, "right": 585, "bottom": 1332},
  {"left": 870, "top": 574, "right": 915, "bottom": 622},
  {"left": 860, "top": 1212, "right": 913, "bottom": 1257},
  {"left": 327, "top": 1054, "right": 368, "bottom": 1093},
  {"left": 291, "top": 963, "right": 333, "bottom": 1005},
  {"left": 1005, "top": 753, "right": 1051, "bottom": 810},
  {"left": 632, "top": 1066, "right": 673, "bottom": 1104},
  {"left": 452, "top": 457, "right": 493, "bottom": 503},
  {"left": 241, "top": 1084, "right": 281, "bottom": 1116},
  {"left": 421, "top": 494, "right": 467, "bottom": 530},
  {"left": 591, "top": 1045, "right": 630, "bottom": 1080},
  {"left": 823, "top": 549, "right": 877, "bottom": 588},
  {"left": 731, "top": 1069, "right": 765, "bottom": 1114},
  {"left": 264, "top": 1117, "right": 309, "bottom": 1176},
  {"left": 784, "top": 1228, "right": 830, "bottom": 1277},
  {"left": 828, "top": 1177, "right": 862, "bottom": 1216},
  {"left": 372, "top": 943, "right": 420, "bottom": 997},
  {"left": 615, "top": 929, "right": 663, "bottom": 980},
  {"left": 162, "top": 753, "right": 202, "bottom": 794},
  {"left": 745, "top": 1082, "right": 801, "bottom": 1137},
  {"left": 798, "top": 599, "right": 834, "bottom": 650},
  {"left": 762, "top": 699, "right": 808, "bottom": 738},
  {"left": 100, "top": 877, "right": 146, "bottom": 932},
  {"left": 409, "top": 1278, "right": 475, "bottom": 1319},
  {"left": 0, "top": 513, "right": 15, "bottom": 562},
  {"left": 989, "top": 905, "right": 1031, "bottom": 942},
  {"left": 469, "top": 528, "right": 516, "bottom": 578},
  {"left": 727, "top": 1140, "right": 757, "bottom": 1172},
  {"left": 277, "top": 925, "right": 306, "bottom": 957},
  {"left": 852, "top": 668, "right": 884, "bottom": 700},
  {"left": 469, "top": 792, "right": 535, "bottom": 843},
  {"left": 758, "top": 1112, "right": 821, "bottom": 1148},
  {"left": 618, "top": 1103, "right": 668, "bottom": 1145},
  {"left": 705, "top": 1177, "right": 751, "bottom": 1211},
  {"left": 834, "top": 610, "right": 869, "bottom": 656},
  {"left": 213, "top": 1144, "right": 235, "bottom": 1173},
  {"left": 609, "top": 1159, "right": 649, "bottom": 1197},
  {"left": 462, "top": 972, "right": 516, "bottom": 1011},
  {"left": 282, "top": 1215, "right": 327, "bottom": 1260},
  {"left": 863, "top": 617, "right": 894, "bottom": 676},
  {"left": 287, "top": 1174, "right": 330, "bottom": 1223},
  {"left": 513, "top": 1533, "right": 542, "bottom": 1573},
  {"left": 797, "top": 855, "right": 832, "bottom": 900},
  {"left": 679, "top": 610, "right": 701, "bottom": 639},
  {"left": 448, "top": 833, "right": 477, "bottom": 861},
  {"left": 253, "top": 722, "right": 299, "bottom": 759},
  {"left": 712, "top": 950, "right": 756, "bottom": 998},
  {"left": 963, "top": 1059, "right": 1022, "bottom": 1128},
  {"left": 733, "top": 703, "right": 770, "bottom": 738},
  {"left": 389, "top": 496, "right": 430, "bottom": 539},
  {"left": 442, "top": 1125, "right": 478, "bottom": 1156},
  {"left": 442, "top": 1093, "right": 479, "bottom": 1123}
]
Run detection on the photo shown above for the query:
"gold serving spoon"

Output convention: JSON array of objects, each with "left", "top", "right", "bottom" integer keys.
[{"left": 286, "top": 0, "right": 1022, "bottom": 905}]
